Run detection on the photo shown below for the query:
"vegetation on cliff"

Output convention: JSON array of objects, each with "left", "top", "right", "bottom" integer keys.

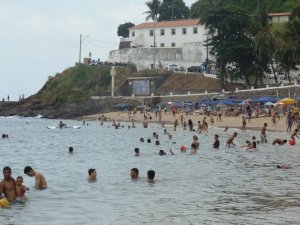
[{"left": 35, "top": 64, "right": 112, "bottom": 105}]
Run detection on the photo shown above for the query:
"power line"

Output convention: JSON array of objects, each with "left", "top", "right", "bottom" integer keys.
[
  {"left": 85, "top": 39, "right": 118, "bottom": 49},
  {"left": 88, "top": 37, "right": 118, "bottom": 45}
]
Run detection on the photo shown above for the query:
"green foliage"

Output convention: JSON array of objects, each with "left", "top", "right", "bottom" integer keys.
[
  {"left": 117, "top": 22, "right": 135, "bottom": 38},
  {"left": 144, "top": 0, "right": 161, "bottom": 21},
  {"left": 37, "top": 64, "right": 112, "bottom": 105},
  {"left": 158, "top": 0, "right": 190, "bottom": 21},
  {"left": 192, "top": 0, "right": 299, "bottom": 86}
]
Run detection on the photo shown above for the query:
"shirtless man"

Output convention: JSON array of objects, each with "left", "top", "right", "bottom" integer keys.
[
  {"left": 261, "top": 123, "right": 268, "bottom": 143},
  {"left": 0, "top": 166, "right": 17, "bottom": 202},
  {"left": 225, "top": 132, "right": 238, "bottom": 147},
  {"left": 24, "top": 166, "right": 47, "bottom": 189},
  {"left": 272, "top": 138, "right": 288, "bottom": 145}
]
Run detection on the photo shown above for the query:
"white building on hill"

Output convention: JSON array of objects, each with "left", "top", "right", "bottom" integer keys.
[
  {"left": 268, "top": 12, "right": 291, "bottom": 23},
  {"left": 108, "top": 19, "right": 212, "bottom": 70}
]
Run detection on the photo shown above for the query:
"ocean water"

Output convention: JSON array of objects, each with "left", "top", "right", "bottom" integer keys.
[{"left": 0, "top": 116, "right": 299, "bottom": 225}]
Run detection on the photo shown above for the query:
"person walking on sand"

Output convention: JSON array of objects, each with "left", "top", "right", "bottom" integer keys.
[{"left": 24, "top": 166, "right": 47, "bottom": 189}]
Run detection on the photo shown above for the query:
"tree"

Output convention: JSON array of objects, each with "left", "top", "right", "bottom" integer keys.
[
  {"left": 144, "top": 0, "right": 161, "bottom": 69},
  {"left": 158, "top": 0, "right": 190, "bottom": 21},
  {"left": 144, "top": 0, "right": 161, "bottom": 21},
  {"left": 275, "top": 8, "right": 300, "bottom": 83},
  {"left": 253, "top": 1, "right": 280, "bottom": 84},
  {"left": 195, "top": 0, "right": 255, "bottom": 86},
  {"left": 117, "top": 22, "right": 135, "bottom": 38}
]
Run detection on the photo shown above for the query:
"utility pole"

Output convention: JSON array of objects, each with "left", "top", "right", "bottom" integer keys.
[
  {"left": 79, "top": 34, "right": 82, "bottom": 64},
  {"left": 79, "top": 34, "right": 89, "bottom": 64}
]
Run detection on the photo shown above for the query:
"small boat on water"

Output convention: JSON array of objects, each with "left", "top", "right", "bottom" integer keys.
[{"left": 47, "top": 126, "right": 81, "bottom": 129}]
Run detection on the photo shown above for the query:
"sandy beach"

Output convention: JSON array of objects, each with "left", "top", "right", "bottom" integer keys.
[{"left": 81, "top": 111, "right": 292, "bottom": 133}]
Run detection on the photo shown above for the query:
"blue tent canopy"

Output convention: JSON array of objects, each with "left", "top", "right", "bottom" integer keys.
[
  {"left": 258, "top": 96, "right": 277, "bottom": 102},
  {"left": 222, "top": 99, "right": 235, "bottom": 105}
]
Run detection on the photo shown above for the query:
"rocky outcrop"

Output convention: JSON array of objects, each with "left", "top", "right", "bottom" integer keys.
[{"left": 0, "top": 98, "right": 142, "bottom": 119}]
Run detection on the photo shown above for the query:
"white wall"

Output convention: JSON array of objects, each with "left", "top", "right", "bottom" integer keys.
[{"left": 129, "top": 24, "right": 207, "bottom": 48}]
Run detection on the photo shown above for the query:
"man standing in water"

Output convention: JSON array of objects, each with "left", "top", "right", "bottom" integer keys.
[
  {"left": 24, "top": 166, "right": 47, "bottom": 189},
  {"left": 261, "top": 123, "right": 268, "bottom": 143},
  {"left": 0, "top": 167, "right": 17, "bottom": 202}
]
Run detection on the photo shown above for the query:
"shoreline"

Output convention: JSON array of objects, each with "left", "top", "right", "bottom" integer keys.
[{"left": 80, "top": 111, "right": 292, "bottom": 133}]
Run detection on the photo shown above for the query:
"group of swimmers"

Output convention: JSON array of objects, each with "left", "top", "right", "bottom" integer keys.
[
  {"left": 2, "top": 134, "right": 9, "bottom": 138},
  {"left": 0, "top": 166, "right": 47, "bottom": 208}
]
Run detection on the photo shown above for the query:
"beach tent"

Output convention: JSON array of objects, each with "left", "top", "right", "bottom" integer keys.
[
  {"left": 278, "top": 98, "right": 298, "bottom": 105},
  {"left": 264, "top": 102, "right": 274, "bottom": 106},
  {"left": 221, "top": 99, "right": 235, "bottom": 105},
  {"left": 250, "top": 98, "right": 261, "bottom": 103},
  {"left": 258, "top": 96, "right": 277, "bottom": 102}
]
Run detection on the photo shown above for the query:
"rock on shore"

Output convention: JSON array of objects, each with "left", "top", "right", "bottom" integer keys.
[{"left": 0, "top": 97, "right": 142, "bottom": 119}]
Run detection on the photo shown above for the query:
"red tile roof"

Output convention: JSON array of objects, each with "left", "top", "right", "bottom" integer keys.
[
  {"left": 130, "top": 19, "right": 200, "bottom": 30},
  {"left": 268, "top": 12, "right": 291, "bottom": 17}
]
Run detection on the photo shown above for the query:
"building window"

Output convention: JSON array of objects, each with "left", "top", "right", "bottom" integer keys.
[
  {"left": 160, "top": 43, "right": 165, "bottom": 47},
  {"left": 182, "top": 28, "right": 187, "bottom": 35},
  {"left": 132, "top": 31, "right": 135, "bottom": 37},
  {"left": 193, "top": 27, "right": 198, "bottom": 34},
  {"left": 171, "top": 28, "right": 176, "bottom": 35},
  {"left": 160, "top": 29, "right": 165, "bottom": 36},
  {"left": 149, "top": 30, "right": 154, "bottom": 36},
  {"left": 171, "top": 42, "right": 176, "bottom": 47}
]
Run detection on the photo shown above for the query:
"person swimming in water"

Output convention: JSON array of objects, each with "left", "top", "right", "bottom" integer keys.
[
  {"left": 24, "top": 166, "right": 47, "bottom": 189},
  {"left": 87, "top": 169, "right": 97, "bottom": 183},
  {"left": 15, "top": 176, "right": 29, "bottom": 202},
  {"left": 147, "top": 170, "right": 155, "bottom": 183},
  {"left": 291, "top": 129, "right": 299, "bottom": 140},
  {"left": 213, "top": 134, "right": 220, "bottom": 149},
  {"left": 272, "top": 138, "right": 288, "bottom": 145},
  {"left": 69, "top": 146, "right": 74, "bottom": 154},
  {"left": 225, "top": 132, "right": 238, "bottom": 147},
  {"left": 134, "top": 148, "right": 139, "bottom": 156},
  {"left": 244, "top": 141, "right": 257, "bottom": 151},
  {"left": 130, "top": 168, "right": 139, "bottom": 180}
]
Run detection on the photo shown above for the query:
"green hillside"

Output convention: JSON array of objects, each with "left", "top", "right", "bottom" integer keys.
[{"left": 36, "top": 64, "right": 112, "bottom": 105}]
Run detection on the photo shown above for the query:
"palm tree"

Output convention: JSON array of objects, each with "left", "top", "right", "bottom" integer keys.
[
  {"left": 254, "top": 20, "right": 279, "bottom": 84},
  {"left": 144, "top": 0, "right": 161, "bottom": 22},
  {"left": 144, "top": 0, "right": 161, "bottom": 69}
]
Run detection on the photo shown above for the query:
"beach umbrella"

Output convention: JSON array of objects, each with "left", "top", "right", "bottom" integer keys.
[
  {"left": 264, "top": 102, "right": 274, "bottom": 106},
  {"left": 278, "top": 98, "right": 298, "bottom": 105}
]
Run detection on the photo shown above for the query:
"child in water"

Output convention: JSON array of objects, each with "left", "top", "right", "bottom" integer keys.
[
  {"left": 16, "top": 176, "right": 29, "bottom": 202},
  {"left": 87, "top": 169, "right": 97, "bottom": 183}
]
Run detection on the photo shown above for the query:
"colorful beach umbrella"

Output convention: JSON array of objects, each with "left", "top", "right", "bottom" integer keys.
[
  {"left": 264, "top": 102, "right": 274, "bottom": 106},
  {"left": 278, "top": 98, "right": 298, "bottom": 105}
]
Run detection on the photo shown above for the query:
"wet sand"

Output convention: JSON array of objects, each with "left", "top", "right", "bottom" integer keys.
[{"left": 81, "top": 111, "right": 291, "bottom": 133}]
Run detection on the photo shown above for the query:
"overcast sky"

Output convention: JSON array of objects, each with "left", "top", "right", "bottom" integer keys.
[{"left": 0, "top": 0, "right": 196, "bottom": 101}]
